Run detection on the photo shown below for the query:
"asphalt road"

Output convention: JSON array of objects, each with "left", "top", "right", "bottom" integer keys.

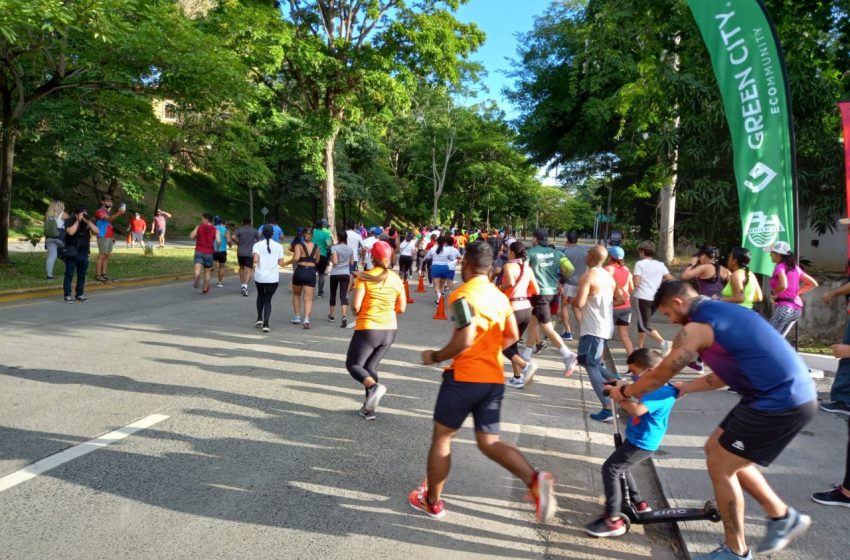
[{"left": 0, "top": 274, "right": 679, "bottom": 560}]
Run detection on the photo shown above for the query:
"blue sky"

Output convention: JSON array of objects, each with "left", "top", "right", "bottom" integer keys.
[{"left": 455, "top": 0, "right": 552, "bottom": 116}]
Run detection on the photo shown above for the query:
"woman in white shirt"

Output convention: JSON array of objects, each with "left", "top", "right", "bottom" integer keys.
[
  {"left": 398, "top": 233, "right": 416, "bottom": 281},
  {"left": 252, "top": 225, "right": 287, "bottom": 333},
  {"left": 44, "top": 199, "right": 68, "bottom": 280},
  {"left": 428, "top": 235, "right": 459, "bottom": 304}
]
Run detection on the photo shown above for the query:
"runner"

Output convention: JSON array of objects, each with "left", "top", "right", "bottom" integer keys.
[
  {"left": 612, "top": 280, "right": 816, "bottom": 559},
  {"left": 604, "top": 246, "right": 635, "bottom": 356},
  {"left": 410, "top": 241, "right": 557, "bottom": 522},
  {"left": 252, "top": 225, "right": 286, "bottom": 333},
  {"left": 361, "top": 227, "right": 379, "bottom": 271},
  {"left": 328, "top": 230, "right": 354, "bottom": 328},
  {"left": 345, "top": 220, "right": 363, "bottom": 273},
  {"left": 422, "top": 232, "right": 438, "bottom": 285},
  {"left": 721, "top": 248, "right": 762, "bottom": 308},
  {"left": 259, "top": 218, "right": 283, "bottom": 242},
  {"left": 213, "top": 216, "right": 231, "bottom": 288},
  {"left": 347, "top": 241, "right": 405, "bottom": 420},
  {"left": 633, "top": 240, "right": 674, "bottom": 353},
  {"left": 428, "top": 235, "right": 459, "bottom": 305},
  {"left": 560, "top": 232, "right": 589, "bottom": 341},
  {"left": 522, "top": 228, "right": 579, "bottom": 376},
  {"left": 290, "top": 226, "right": 318, "bottom": 328},
  {"left": 767, "top": 241, "right": 818, "bottom": 337},
  {"left": 681, "top": 245, "right": 730, "bottom": 300},
  {"left": 94, "top": 195, "right": 126, "bottom": 282},
  {"left": 189, "top": 213, "right": 220, "bottom": 295},
  {"left": 502, "top": 241, "right": 540, "bottom": 388},
  {"left": 150, "top": 209, "right": 172, "bottom": 248},
  {"left": 397, "top": 232, "right": 416, "bottom": 281},
  {"left": 128, "top": 212, "right": 147, "bottom": 249},
  {"left": 233, "top": 217, "right": 260, "bottom": 296},
  {"left": 574, "top": 245, "right": 625, "bottom": 422},
  {"left": 313, "top": 218, "right": 333, "bottom": 299}
]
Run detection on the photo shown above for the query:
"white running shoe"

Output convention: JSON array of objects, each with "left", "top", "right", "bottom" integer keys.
[
  {"left": 660, "top": 340, "right": 672, "bottom": 356},
  {"left": 523, "top": 360, "right": 539, "bottom": 385},
  {"left": 562, "top": 350, "right": 577, "bottom": 376},
  {"left": 365, "top": 383, "right": 387, "bottom": 411},
  {"left": 507, "top": 376, "right": 525, "bottom": 389}
]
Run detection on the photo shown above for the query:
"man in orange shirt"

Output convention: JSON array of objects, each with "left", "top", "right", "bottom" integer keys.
[{"left": 409, "top": 241, "right": 557, "bottom": 522}]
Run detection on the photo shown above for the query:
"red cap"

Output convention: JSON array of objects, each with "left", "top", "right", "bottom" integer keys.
[{"left": 371, "top": 240, "right": 393, "bottom": 262}]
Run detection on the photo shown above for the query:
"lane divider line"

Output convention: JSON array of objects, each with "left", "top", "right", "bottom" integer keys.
[{"left": 0, "top": 414, "right": 170, "bottom": 493}]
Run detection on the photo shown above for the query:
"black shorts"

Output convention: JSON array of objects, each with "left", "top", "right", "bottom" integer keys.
[
  {"left": 213, "top": 251, "right": 227, "bottom": 264},
  {"left": 614, "top": 308, "right": 632, "bottom": 327},
  {"left": 718, "top": 400, "right": 817, "bottom": 466},
  {"left": 237, "top": 256, "right": 253, "bottom": 268},
  {"left": 293, "top": 265, "right": 317, "bottom": 287},
  {"left": 530, "top": 294, "right": 556, "bottom": 324},
  {"left": 317, "top": 255, "right": 330, "bottom": 274},
  {"left": 433, "top": 370, "right": 503, "bottom": 434},
  {"left": 636, "top": 299, "right": 657, "bottom": 333}
]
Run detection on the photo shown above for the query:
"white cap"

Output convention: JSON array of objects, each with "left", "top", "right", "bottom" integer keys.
[{"left": 770, "top": 241, "right": 792, "bottom": 255}]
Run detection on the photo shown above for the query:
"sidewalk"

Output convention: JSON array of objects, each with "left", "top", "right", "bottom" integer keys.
[{"left": 623, "top": 314, "right": 847, "bottom": 560}]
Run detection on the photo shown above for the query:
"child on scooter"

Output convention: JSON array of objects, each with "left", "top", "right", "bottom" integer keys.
[{"left": 585, "top": 348, "right": 680, "bottom": 537}]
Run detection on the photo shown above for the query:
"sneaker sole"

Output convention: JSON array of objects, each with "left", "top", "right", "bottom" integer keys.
[
  {"left": 585, "top": 524, "right": 627, "bottom": 538},
  {"left": 757, "top": 513, "right": 811, "bottom": 554},
  {"left": 408, "top": 497, "right": 445, "bottom": 519},
  {"left": 365, "top": 384, "right": 387, "bottom": 411},
  {"left": 819, "top": 404, "right": 850, "bottom": 416},
  {"left": 536, "top": 472, "right": 557, "bottom": 523},
  {"left": 811, "top": 495, "right": 850, "bottom": 507}
]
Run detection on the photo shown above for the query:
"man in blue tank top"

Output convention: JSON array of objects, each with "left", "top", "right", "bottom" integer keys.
[{"left": 611, "top": 280, "right": 816, "bottom": 560}]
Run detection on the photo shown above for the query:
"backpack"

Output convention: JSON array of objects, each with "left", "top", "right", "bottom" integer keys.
[{"left": 44, "top": 217, "right": 60, "bottom": 238}]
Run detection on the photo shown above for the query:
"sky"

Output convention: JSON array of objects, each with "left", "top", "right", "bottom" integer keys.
[{"left": 455, "top": 0, "right": 552, "bottom": 117}]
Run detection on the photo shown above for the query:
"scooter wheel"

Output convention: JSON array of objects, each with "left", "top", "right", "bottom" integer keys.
[
  {"left": 704, "top": 499, "right": 721, "bottom": 523},
  {"left": 618, "top": 513, "right": 632, "bottom": 533}
]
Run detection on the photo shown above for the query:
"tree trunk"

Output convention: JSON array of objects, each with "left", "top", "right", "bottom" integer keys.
[
  {"left": 323, "top": 131, "right": 340, "bottom": 235},
  {"left": 248, "top": 186, "right": 254, "bottom": 227},
  {"left": 154, "top": 159, "right": 172, "bottom": 215},
  {"left": 658, "top": 36, "right": 682, "bottom": 265},
  {"left": 0, "top": 127, "right": 16, "bottom": 264}
]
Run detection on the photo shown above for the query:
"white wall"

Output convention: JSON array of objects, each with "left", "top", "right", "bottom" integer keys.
[{"left": 799, "top": 207, "right": 847, "bottom": 272}]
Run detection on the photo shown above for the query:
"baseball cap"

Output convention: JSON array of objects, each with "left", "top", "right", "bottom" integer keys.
[
  {"left": 372, "top": 226, "right": 383, "bottom": 235},
  {"left": 371, "top": 240, "right": 392, "bottom": 261},
  {"left": 608, "top": 246, "right": 625, "bottom": 260},
  {"left": 770, "top": 241, "right": 792, "bottom": 255},
  {"left": 74, "top": 205, "right": 87, "bottom": 214},
  {"left": 533, "top": 228, "right": 549, "bottom": 241}
]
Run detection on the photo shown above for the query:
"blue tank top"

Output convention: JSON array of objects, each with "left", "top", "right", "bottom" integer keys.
[
  {"left": 214, "top": 225, "right": 228, "bottom": 252},
  {"left": 689, "top": 299, "right": 815, "bottom": 411}
]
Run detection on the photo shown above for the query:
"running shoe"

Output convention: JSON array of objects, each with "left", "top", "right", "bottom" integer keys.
[
  {"left": 660, "top": 340, "right": 672, "bottom": 356},
  {"left": 561, "top": 331, "right": 573, "bottom": 341},
  {"left": 262, "top": 326, "right": 270, "bottom": 333},
  {"left": 358, "top": 406, "right": 376, "bottom": 420},
  {"left": 584, "top": 515, "right": 626, "bottom": 538},
  {"left": 756, "top": 506, "right": 811, "bottom": 554},
  {"left": 408, "top": 482, "right": 446, "bottom": 519},
  {"left": 634, "top": 501, "right": 652, "bottom": 513},
  {"left": 529, "top": 470, "right": 557, "bottom": 523},
  {"left": 820, "top": 401, "right": 850, "bottom": 416},
  {"left": 365, "top": 383, "right": 387, "bottom": 411},
  {"left": 340, "top": 317, "right": 348, "bottom": 328},
  {"left": 241, "top": 287, "right": 248, "bottom": 297},
  {"left": 563, "top": 350, "right": 577, "bottom": 376},
  {"left": 522, "top": 360, "right": 538, "bottom": 385},
  {"left": 216, "top": 282, "right": 224, "bottom": 288},
  {"left": 95, "top": 275, "right": 105, "bottom": 282},
  {"left": 75, "top": 295, "right": 88, "bottom": 302},
  {"left": 202, "top": 286, "right": 210, "bottom": 295},
  {"left": 590, "top": 409, "right": 613, "bottom": 423},
  {"left": 687, "top": 361, "right": 704, "bottom": 373},
  {"left": 327, "top": 314, "right": 335, "bottom": 323},
  {"left": 302, "top": 320, "right": 311, "bottom": 329},
  {"left": 507, "top": 376, "right": 525, "bottom": 389},
  {"left": 193, "top": 275, "right": 200, "bottom": 289},
  {"left": 812, "top": 485, "right": 850, "bottom": 507},
  {"left": 64, "top": 295, "right": 74, "bottom": 304},
  {"left": 534, "top": 341, "right": 548, "bottom": 354},
  {"left": 692, "top": 543, "right": 752, "bottom": 560},
  {"left": 317, "top": 292, "right": 324, "bottom": 299},
  {"left": 290, "top": 316, "right": 301, "bottom": 324}
]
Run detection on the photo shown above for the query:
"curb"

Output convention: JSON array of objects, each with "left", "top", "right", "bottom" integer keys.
[
  {"left": 650, "top": 455, "right": 699, "bottom": 560},
  {"left": 0, "top": 272, "right": 197, "bottom": 304}
]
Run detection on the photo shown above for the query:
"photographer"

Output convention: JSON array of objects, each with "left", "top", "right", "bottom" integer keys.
[{"left": 63, "top": 206, "right": 99, "bottom": 303}]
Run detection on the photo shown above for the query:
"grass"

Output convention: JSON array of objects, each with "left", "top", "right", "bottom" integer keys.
[{"left": 0, "top": 245, "right": 207, "bottom": 292}]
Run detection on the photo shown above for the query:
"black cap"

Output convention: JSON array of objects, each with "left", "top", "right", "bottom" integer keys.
[
  {"left": 74, "top": 205, "right": 87, "bottom": 214},
  {"left": 533, "top": 228, "right": 549, "bottom": 241}
]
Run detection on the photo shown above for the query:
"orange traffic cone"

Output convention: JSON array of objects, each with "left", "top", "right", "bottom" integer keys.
[
  {"left": 405, "top": 280, "right": 415, "bottom": 304},
  {"left": 432, "top": 294, "right": 448, "bottom": 320},
  {"left": 415, "top": 274, "right": 426, "bottom": 293}
]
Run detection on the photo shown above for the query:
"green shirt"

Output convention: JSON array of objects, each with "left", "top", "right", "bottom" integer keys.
[
  {"left": 312, "top": 228, "right": 332, "bottom": 257},
  {"left": 528, "top": 245, "right": 567, "bottom": 296}
]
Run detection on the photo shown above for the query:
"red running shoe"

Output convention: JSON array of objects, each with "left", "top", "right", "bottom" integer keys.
[
  {"left": 408, "top": 481, "right": 446, "bottom": 519},
  {"left": 634, "top": 500, "right": 652, "bottom": 513},
  {"left": 529, "top": 470, "right": 557, "bottom": 523}
]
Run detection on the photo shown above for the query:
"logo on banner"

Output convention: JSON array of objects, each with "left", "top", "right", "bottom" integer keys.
[
  {"left": 744, "top": 162, "right": 778, "bottom": 194},
  {"left": 746, "top": 211, "right": 786, "bottom": 248}
]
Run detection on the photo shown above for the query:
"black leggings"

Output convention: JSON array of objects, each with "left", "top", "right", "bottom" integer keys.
[
  {"left": 346, "top": 329, "right": 397, "bottom": 388},
  {"left": 329, "top": 274, "right": 350, "bottom": 306},
  {"left": 503, "top": 307, "right": 532, "bottom": 361},
  {"left": 844, "top": 418, "right": 850, "bottom": 491},
  {"left": 255, "top": 281, "right": 279, "bottom": 327},
  {"left": 399, "top": 255, "right": 413, "bottom": 279}
]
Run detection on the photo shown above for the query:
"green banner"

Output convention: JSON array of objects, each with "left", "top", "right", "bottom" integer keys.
[{"left": 687, "top": 0, "right": 796, "bottom": 275}]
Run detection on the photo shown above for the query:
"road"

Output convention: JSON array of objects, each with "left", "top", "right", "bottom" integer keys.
[{"left": 0, "top": 274, "right": 679, "bottom": 560}]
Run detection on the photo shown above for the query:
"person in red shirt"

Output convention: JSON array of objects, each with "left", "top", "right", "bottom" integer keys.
[
  {"left": 189, "top": 213, "right": 221, "bottom": 294},
  {"left": 128, "top": 212, "right": 147, "bottom": 249}
]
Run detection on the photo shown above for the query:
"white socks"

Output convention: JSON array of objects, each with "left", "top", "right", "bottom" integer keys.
[{"left": 559, "top": 345, "right": 575, "bottom": 359}]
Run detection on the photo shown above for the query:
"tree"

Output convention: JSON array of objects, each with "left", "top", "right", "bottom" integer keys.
[{"left": 278, "top": 0, "right": 483, "bottom": 231}]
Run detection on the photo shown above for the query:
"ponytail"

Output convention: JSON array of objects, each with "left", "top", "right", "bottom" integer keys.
[
  {"left": 357, "top": 259, "right": 390, "bottom": 283},
  {"left": 436, "top": 235, "right": 445, "bottom": 255},
  {"left": 266, "top": 238, "right": 271, "bottom": 254},
  {"left": 743, "top": 265, "right": 750, "bottom": 287}
]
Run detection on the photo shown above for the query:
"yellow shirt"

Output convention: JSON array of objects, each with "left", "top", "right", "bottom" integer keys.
[
  {"left": 447, "top": 276, "right": 513, "bottom": 384},
  {"left": 354, "top": 268, "right": 405, "bottom": 330}
]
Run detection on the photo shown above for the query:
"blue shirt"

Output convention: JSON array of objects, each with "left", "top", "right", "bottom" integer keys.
[
  {"left": 214, "top": 225, "right": 228, "bottom": 252},
  {"left": 625, "top": 384, "right": 678, "bottom": 452},
  {"left": 690, "top": 299, "right": 816, "bottom": 411},
  {"left": 259, "top": 224, "right": 283, "bottom": 243}
]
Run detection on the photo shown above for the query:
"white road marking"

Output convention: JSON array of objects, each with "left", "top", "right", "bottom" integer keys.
[{"left": 0, "top": 414, "right": 169, "bottom": 493}]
